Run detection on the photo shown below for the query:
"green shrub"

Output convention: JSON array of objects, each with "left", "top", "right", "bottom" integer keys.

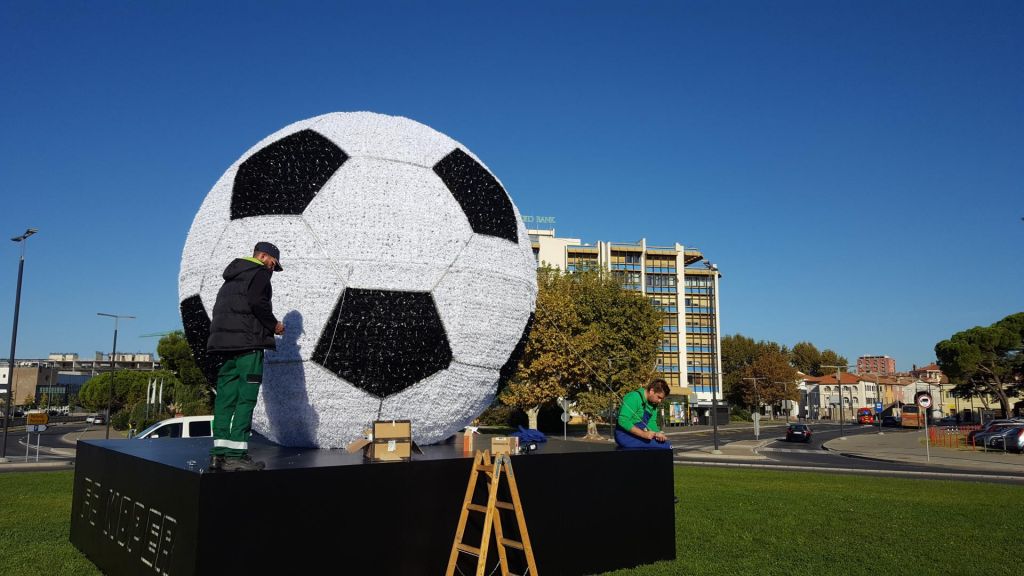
[{"left": 730, "top": 406, "right": 752, "bottom": 421}]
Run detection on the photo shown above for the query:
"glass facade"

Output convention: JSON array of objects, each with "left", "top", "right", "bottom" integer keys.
[{"left": 684, "top": 273, "right": 718, "bottom": 393}]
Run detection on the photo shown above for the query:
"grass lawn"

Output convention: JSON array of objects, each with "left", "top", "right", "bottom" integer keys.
[{"left": 1, "top": 466, "right": 1019, "bottom": 576}]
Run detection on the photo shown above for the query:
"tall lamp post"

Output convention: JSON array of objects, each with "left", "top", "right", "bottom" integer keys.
[
  {"left": 823, "top": 364, "right": 855, "bottom": 440},
  {"left": 97, "top": 313, "right": 134, "bottom": 439},
  {"left": 704, "top": 261, "right": 722, "bottom": 454},
  {"left": 2, "top": 228, "right": 38, "bottom": 462}
]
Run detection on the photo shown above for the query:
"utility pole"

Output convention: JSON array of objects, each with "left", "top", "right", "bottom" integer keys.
[
  {"left": 823, "top": 365, "right": 855, "bottom": 440},
  {"left": 774, "top": 381, "right": 792, "bottom": 423}
]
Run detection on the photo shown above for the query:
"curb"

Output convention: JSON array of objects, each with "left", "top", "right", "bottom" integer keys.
[{"left": 674, "top": 439, "right": 773, "bottom": 461}]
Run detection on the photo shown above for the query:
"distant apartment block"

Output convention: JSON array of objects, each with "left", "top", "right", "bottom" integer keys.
[
  {"left": 857, "top": 355, "right": 896, "bottom": 375},
  {"left": 529, "top": 229, "right": 723, "bottom": 417}
]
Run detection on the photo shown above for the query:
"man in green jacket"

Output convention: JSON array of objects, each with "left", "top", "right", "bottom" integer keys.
[{"left": 615, "top": 379, "right": 672, "bottom": 450}]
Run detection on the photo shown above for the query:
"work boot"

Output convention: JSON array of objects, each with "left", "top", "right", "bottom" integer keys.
[
  {"left": 223, "top": 454, "right": 265, "bottom": 472},
  {"left": 208, "top": 455, "right": 225, "bottom": 472}
]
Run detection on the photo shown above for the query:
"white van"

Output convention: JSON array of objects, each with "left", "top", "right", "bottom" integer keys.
[{"left": 134, "top": 415, "right": 214, "bottom": 439}]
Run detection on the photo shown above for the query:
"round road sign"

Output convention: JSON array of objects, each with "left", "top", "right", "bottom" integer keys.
[{"left": 917, "top": 394, "right": 932, "bottom": 409}]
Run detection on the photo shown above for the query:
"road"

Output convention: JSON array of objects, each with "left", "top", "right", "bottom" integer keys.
[
  {"left": 4, "top": 419, "right": 1022, "bottom": 484},
  {"left": 665, "top": 421, "right": 1024, "bottom": 483},
  {"left": 0, "top": 421, "right": 105, "bottom": 467}
]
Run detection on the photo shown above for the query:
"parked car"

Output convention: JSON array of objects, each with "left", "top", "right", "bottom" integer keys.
[
  {"left": 984, "top": 424, "right": 1024, "bottom": 452},
  {"left": 973, "top": 423, "right": 1020, "bottom": 448},
  {"left": 968, "top": 420, "right": 1022, "bottom": 444},
  {"left": 85, "top": 413, "right": 105, "bottom": 425},
  {"left": 133, "top": 415, "right": 213, "bottom": 439},
  {"left": 1003, "top": 426, "right": 1024, "bottom": 454},
  {"left": 785, "top": 423, "right": 812, "bottom": 443},
  {"left": 881, "top": 416, "right": 901, "bottom": 427}
]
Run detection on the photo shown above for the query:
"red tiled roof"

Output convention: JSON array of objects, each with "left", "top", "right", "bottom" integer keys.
[{"left": 814, "top": 372, "right": 862, "bottom": 385}]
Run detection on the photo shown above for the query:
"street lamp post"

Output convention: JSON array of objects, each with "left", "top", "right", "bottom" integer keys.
[
  {"left": 2, "top": 228, "right": 38, "bottom": 462},
  {"left": 823, "top": 365, "right": 855, "bottom": 440},
  {"left": 704, "top": 262, "right": 722, "bottom": 454},
  {"left": 97, "top": 313, "right": 134, "bottom": 439}
]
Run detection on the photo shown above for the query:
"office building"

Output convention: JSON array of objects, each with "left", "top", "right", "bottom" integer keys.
[{"left": 529, "top": 229, "right": 723, "bottom": 419}]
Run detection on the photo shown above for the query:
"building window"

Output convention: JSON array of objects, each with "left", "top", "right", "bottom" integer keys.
[{"left": 645, "top": 254, "right": 677, "bottom": 274}]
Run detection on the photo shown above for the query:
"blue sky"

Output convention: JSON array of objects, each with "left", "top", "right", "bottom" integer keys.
[{"left": 1, "top": 0, "right": 1020, "bottom": 371}]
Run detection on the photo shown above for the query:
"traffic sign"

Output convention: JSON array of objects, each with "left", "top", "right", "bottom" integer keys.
[
  {"left": 917, "top": 394, "right": 932, "bottom": 409},
  {"left": 560, "top": 412, "right": 570, "bottom": 423},
  {"left": 26, "top": 412, "right": 48, "bottom": 425},
  {"left": 875, "top": 402, "right": 883, "bottom": 413},
  {"left": 27, "top": 424, "right": 47, "bottom": 433}
]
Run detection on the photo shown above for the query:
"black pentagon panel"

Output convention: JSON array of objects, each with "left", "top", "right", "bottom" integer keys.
[
  {"left": 231, "top": 129, "right": 348, "bottom": 219},
  {"left": 179, "top": 294, "right": 224, "bottom": 388},
  {"left": 311, "top": 288, "right": 453, "bottom": 398},
  {"left": 497, "top": 312, "right": 534, "bottom": 393},
  {"left": 433, "top": 148, "right": 518, "bottom": 243}
]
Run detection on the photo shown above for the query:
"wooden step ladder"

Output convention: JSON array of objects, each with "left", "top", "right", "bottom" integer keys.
[{"left": 445, "top": 449, "right": 538, "bottom": 576}]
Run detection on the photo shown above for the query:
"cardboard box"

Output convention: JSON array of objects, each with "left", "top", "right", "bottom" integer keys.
[
  {"left": 373, "top": 420, "right": 411, "bottom": 440},
  {"left": 491, "top": 436, "right": 518, "bottom": 455},
  {"left": 367, "top": 420, "right": 412, "bottom": 462}
]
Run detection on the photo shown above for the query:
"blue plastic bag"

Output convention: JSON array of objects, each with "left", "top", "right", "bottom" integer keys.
[{"left": 511, "top": 425, "right": 547, "bottom": 443}]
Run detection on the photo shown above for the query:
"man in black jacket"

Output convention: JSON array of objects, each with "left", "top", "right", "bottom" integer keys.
[{"left": 207, "top": 241, "right": 285, "bottom": 472}]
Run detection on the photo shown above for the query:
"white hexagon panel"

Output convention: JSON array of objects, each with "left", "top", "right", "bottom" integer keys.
[{"left": 178, "top": 112, "right": 537, "bottom": 448}]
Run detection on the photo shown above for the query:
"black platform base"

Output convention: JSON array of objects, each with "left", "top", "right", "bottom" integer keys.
[{"left": 70, "top": 434, "right": 675, "bottom": 575}]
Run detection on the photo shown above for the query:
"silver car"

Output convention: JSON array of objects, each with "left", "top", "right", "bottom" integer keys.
[{"left": 985, "top": 424, "right": 1024, "bottom": 453}]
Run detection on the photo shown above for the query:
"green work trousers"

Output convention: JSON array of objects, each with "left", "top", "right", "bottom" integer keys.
[{"left": 210, "top": 350, "right": 263, "bottom": 458}]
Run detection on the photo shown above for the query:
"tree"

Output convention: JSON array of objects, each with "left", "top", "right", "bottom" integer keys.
[
  {"left": 936, "top": 312, "right": 1024, "bottom": 416},
  {"left": 790, "top": 341, "right": 821, "bottom": 375},
  {"left": 728, "top": 346, "right": 798, "bottom": 414},
  {"left": 721, "top": 334, "right": 760, "bottom": 394},
  {"left": 819, "top": 349, "right": 848, "bottom": 373},
  {"left": 722, "top": 334, "right": 792, "bottom": 409},
  {"left": 500, "top": 267, "right": 661, "bottom": 435},
  {"left": 157, "top": 331, "right": 213, "bottom": 414},
  {"left": 500, "top": 266, "right": 579, "bottom": 429},
  {"left": 568, "top": 269, "right": 661, "bottom": 437},
  {"left": 78, "top": 369, "right": 182, "bottom": 429}
]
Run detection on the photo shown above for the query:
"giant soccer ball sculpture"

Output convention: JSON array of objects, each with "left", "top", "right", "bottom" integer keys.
[{"left": 178, "top": 112, "right": 536, "bottom": 448}]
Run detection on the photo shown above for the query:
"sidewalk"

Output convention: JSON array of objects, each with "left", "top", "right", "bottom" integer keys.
[
  {"left": 673, "top": 424, "right": 1024, "bottom": 474},
  {"left": 822, "top": 428, "right": 1024, "bottom": 474}
]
